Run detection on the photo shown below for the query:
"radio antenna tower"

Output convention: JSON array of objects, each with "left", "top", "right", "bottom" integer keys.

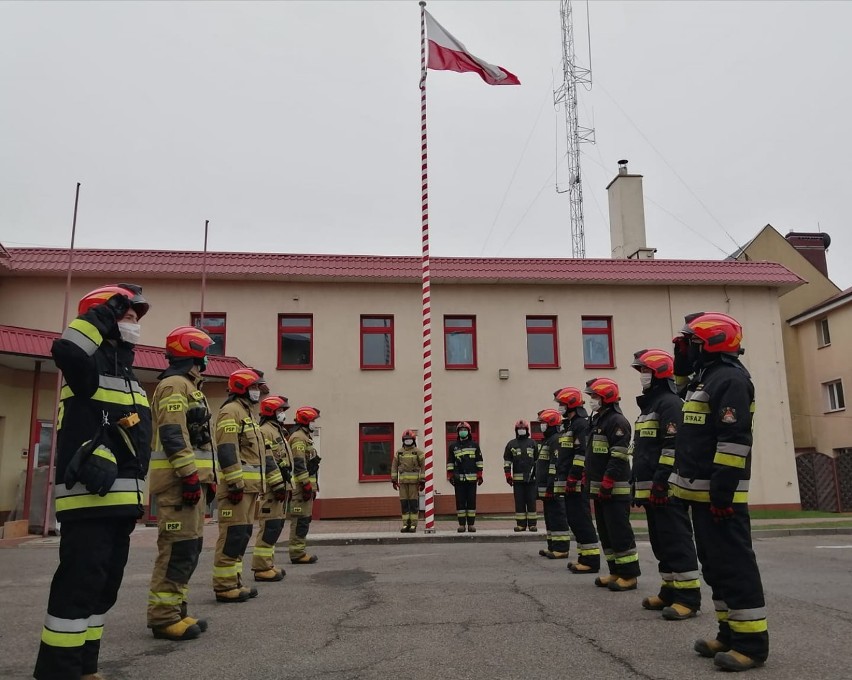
[{"left": 554, "top": 0, "right": 594, "bottom": 258}]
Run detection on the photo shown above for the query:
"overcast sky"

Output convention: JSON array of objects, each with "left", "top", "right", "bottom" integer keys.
[{"left": 2, "top": 1, "right": 850, "bottom": 288}]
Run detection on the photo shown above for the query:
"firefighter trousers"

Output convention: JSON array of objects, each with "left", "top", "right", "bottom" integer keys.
[
  {"left": 252, "top": 494, "right": 286, "bottom": 572},
  {"left": 147, "top": 496, "right": 204, "bottom": 628},
  {"left": 542, "top": 496, "right": 570, "bottom": 553},
  {"left": 454, "top": 482, "right": 477, "bottom": 526},
  {"left": 212, "top": 492, "right": 257, "bottom": 593},
  {"left": 398, "top": 483, "right": 420, "bottom": 527},
  {"left": 34, "top": 516, "right": 136, "bottom": 680},
  {"left": 287, "top": 496, "right": 314, "bottom": 560},
  {"left": 564, "top": 490, "right": 601, "bottom": 569},
  {"left": 512, "top": 482, "right": 537, "bottom": 528},
  {"left": 688, "top": 501, "right": 768, "bottom": 662},
  {"left": 594, "top": 499, "right": 640, "bottom": 578},
  {"left": 644, "top": 498, "right": 701, "bottom": 610}
]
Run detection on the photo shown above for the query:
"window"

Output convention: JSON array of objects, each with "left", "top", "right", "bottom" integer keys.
[
  {"left": 526, "top": 316, "right": 559, "bottom": 368},
  {"left": 278, "top": 315, "right": 313, "bottom": 369},
  {"left": 35, "top": 420, "right": 54, "bottom": 467},
  {"left": 825, "top": 380, "right": 846, "bottom": 412},
  {"left": 359, "top": 423, "right": 394, "bottom": 481},
  {"left": 191, "top": 313, "right": 226, "bottom": 356},
  {"left": 445, "top": 421, "right": 480, "bottom": 460},
  {"left": 444, "top": 316, "right": 477, "bottom": 369},
  {"left": 818, "top": 318, "right": 831, "bottom": 347},
  {"left": 582, "top": 316, "right": 614, "bottom": 369},
  {"left": 360, "top": 316, "right": 394, "bottom": 369}
]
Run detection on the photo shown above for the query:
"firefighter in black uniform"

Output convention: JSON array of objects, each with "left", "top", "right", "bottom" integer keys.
[
  {"left": 630, "top": 349, "right": 701, "bottom": 620},
  {"left": 670, "top": 312, "right": 768, "bottom": 672},
  {"left": 584, "top": 378, "right": 639, "bottom": 591},
  {"left": 447, "top": 421, "right": 483, "bottom": 532},
  {"left": 535, "top": 408, "right": 570, "bottom": 558},
  {"left": 502, "top": 420, "right": 539, "bottom": 532},
  {"left": 554, "top": 387, "right": 601, "bottom": 574},
  {"left": 35, "top": 284, "right": 152, "bottom": 680}
]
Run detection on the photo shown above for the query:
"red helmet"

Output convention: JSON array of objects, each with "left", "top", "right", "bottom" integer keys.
[
  {"left": 631, "top": 348, "right": 674, "bottom": 378},
  {"left": 402, "top": 429, "right": 417, "bottom": 442},
  {"left": 78, "top": 283, "right": 149, "bottom": 319},
  {"left": 553, "top": 387, "right": 584, "bottom": 409},
  {"left": 259, "top": 395, "right": 290, "bottom": 417},
  {"left": 680, "top": 312, "right": 743, "bottom": 354},
  {"left": 514, "top": 419, "right": 530, "bottom": 430},
  {"left": 456, "top": 421, "right": 471, "bottom": 432},
  {"left": 295, "top": 406, "right": 321, "bottom": 425},
  {"left": 584, "top": 378, "right": 620, "bottom": 404},
  {"left": 537, "top": 409, "right": 562, "bottom": 428},
  {"left": 228, "top": 368, "right": 260, "bottom": 395},
  {"left": 165, "top": 326, "right": 214, "bottom": 359}
]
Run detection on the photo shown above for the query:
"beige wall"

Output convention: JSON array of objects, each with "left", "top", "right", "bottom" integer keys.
[{"left": 0, "top": 274, "right": 801, "bottom": 509}]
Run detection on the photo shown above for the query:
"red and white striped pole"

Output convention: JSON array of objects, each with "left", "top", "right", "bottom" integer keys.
[{"left": 419, "top": 0, "right": 436, "bottom": 533}]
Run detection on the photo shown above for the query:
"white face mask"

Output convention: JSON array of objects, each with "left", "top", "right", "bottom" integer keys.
[
  {"left": 247, "top": 388, "right": 261, "bottom": 403},
  {"left": 539, "top": 422, "right": 548, "bottom": 433},
  {"left": 640, "top": 373, "right": 653, "bottom": 390},
  {"left": 276, "top": 411, "right": 287, "bottom": 424},
  {"left": 403, "top": 438, "right": 414, "bottom": 447},
  {"left": 516, "top": 429, "right": 527, "bottom": 437},
  {"left": 308, "top": 422, "right": 317, "bottom": 433},
  {"left": 557, "top": 404, "right": 568, "bottom": 415},
  {"left": 590, "top": 397, "right": 602, "bottom": 412},
  {"left": 118, "top": 322, "right": 141, "bottom": 345}
]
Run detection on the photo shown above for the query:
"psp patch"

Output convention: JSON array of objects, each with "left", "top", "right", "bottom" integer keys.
[
  {"left": 165, "top": 521, "right": 182, "bottom": 531},
  {"left": 721, "top": 407, "right": 737, "bottom": 424},
  {"left": 220, "top": 509, "right": 233, "bottom": 518}
]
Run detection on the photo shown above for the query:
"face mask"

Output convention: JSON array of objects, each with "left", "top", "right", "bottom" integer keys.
[
  {"left": 516, "top": 429, "right": 527, "bottom": 437},
  {"left": 640, "top": 373, "right": 653, "bottom": 390},
  {"left": 557, "top": 405, "right": 568, "bottom": 415},
  {"left": 247, "top": 388, "right": 261, "bottom": 403},
  {"left": 403, "top": 439, "right": 414, "bottom": 447},
  {"left": 539, "top": 422, "right": 548, "bottom": 433},
  {"left": 458, "top": 429, "right": 469, "bottom": 439},
  {"left": 276, "top": 412, "right": 287, "bottom": 424},
  {"left": 198, "top": 356, "right": 209, "bottom": 373},
  {"left": 590, "top": 397, "right": 602, "bottom": 412},
  {"left": 308, "top": 422, "right": 317, "bottom": 433},
  {"left": 118, "top": 322, "right": 141, "bottom": 345}
]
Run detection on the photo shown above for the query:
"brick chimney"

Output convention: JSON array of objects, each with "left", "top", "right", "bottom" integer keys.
[
  {"left": 606, "top": 160, "right": 656, "bottom": 259},
  {"left": 784, "top": 231, "right": 831, "bottom": 278}
]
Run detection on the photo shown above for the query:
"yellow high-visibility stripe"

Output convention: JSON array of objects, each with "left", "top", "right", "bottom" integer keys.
[
  {"left": 578, "top": 547, "right": 600, "bottom": 556},
  {"left": 86, "top": 625, "right": 104, "bottom": 641},
  {"left": 728, "top": 619, "right": 768, "bottom": 634},
  {"left": 243, "top": 471, "right": 262, "bottom": 481},
  {"left": 56, "top": 491, "right": 140, "bottom": 512},
  {"left": 60, "top": 385, "right": 149, "bottom": 408},
  {"left": 212, "top": 565, "right": 239, "bottom": 577},
  {"left": 658, "top": 454, "right": 675, "bottom": 466},
  {"left": 41, "top": 628, "right": 87, "bottom": 648},
  {"left": 69, "top": 318, "right": 103, "bottom": 346},
  {"left": 253, "top": 546, "right": 275, "bottom": 557},
  {"left": 615, "top": 553, "right": 639, "bottom": 564},
  {"left": 148, "top": 592, "right": 183, "bottom": 606},
  {"left": 671, "top": 487, "right": 749, "bottom": 504},
  {"left": 672, "top": 579, "right": 701, "bottom": 589},
  {"left": 634, "top": 489, "right": 650, "bottom": 499},
  {"left": 683, "top": 401, "right": 711, "bottom": 413},
  {"left": 713, "top": 452, "right": 747, "bottom": 469}
]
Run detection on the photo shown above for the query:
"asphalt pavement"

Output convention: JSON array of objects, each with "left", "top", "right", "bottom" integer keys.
[{"left": 1, "top": 534, "right": 851, "bottom": 679}]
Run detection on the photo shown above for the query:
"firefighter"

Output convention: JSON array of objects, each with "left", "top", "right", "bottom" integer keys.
[
  {"left": 35, "top": 284, "right": 152, "bottom": 680},
  {"left": 535, "top": 409, "right": 570, "bottom": 557},
  {"left": 630, "top": 349, "right": 701, "bottom": 620},
  {"left": 391, "top": 429, "right": 425, "bottom": 532},
  {"left": 554, "top": 387, "right": 601, "bottom": 574},
  {"left": 212, "top": 368, "right": 284, "bottom": 602},
  {"left": 146, "top": 326, "right": 217, "bottom": 640},
  {"left": 670, "top": 312, "right": 768, "bottom": 671},
  {"left": 584, "top": 377, "right": 639, "bottom": 591},
  {"left": 288, "top": 406, "right": 322, "bottom": 564},
  {"left": 447, "top": 421, "right": 483, "bottom": 532},
  {"left": 502, "top": 420, "right": 539, "bottom": 532},
  {"left": 252, "top": 395, "right": 293, "bottom": 581}
]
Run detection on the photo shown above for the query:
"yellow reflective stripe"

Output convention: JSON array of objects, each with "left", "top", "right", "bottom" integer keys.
[
  {"left": 592, "top": 442, "right": 608, "bottom": 454},
  {"left": 41, "top": 628, "right": 87, "bottom": 648},
  {"left": 212, "top": 565, "right": 239, "bottom": 577},
  {"left": 611, "top": 450, "right": 631, "bottom": 461},
  {"left": 683, "top": 401, "right": 711, "bottom": 413},
  {"left": 92, "top": 447, "right": 116, "bottom": 464},
  {"left": 267, "top": 470, "right": 283, "bottom": 486},
  {"left": 634, "top": 489, "right": 650, "bottom": 499},
  {"left": 160, "top": 394, "right": 188, "bottom": 412},
  {"left": 672, "top": 487, "right": 749, "bottom": 504},
  {"left": 611, "top": 487, "right": 631, "bottom": 495},
  {"left": 672, "top": 580, "right": 701, "bottom": 589},
  {"left": 86, "top": 625, "right": 104, "bottom": 641},
  {"left": 223, "top": 469, "right": 243, "bottom": 482},
  {"left": 714, "top": 452, "right": 747, "bottom": 468},
  {"left": 615, "top": 553, "right": 639, "bottom": 564},
  {"left": 60, "top": 385, "right": 150, "bottom": 408},
  {"left": 253, "top": 546, "right": 275, "bottom": 557},
  {"left": 56, "top": 491, "right": 140, "bottom": 512},
  {"left": 716, "top": 610, "right": 729, "bottom": 621},
  {"left": 728, "top": 619, "right": 768, "bottom": 634},
  {"left": 573, "top": 458, "right": 585, "bottom": 468},
  {"left": 243, "top": 472, "right": 262, "bottom": 480},
  {"left": 218, "top": 418, "right": 238, "bottom": 429},
  {"left": 148, "top": 591, "right": 183, "bottom": 606},
  {"left": 69, "top": 318, "right": 103, "bottom": 346},
  {"left": 658, "top": 454, "right": 675, "bottom": 466}
]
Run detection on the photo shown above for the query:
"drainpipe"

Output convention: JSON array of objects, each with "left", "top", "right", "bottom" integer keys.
[{"left": 23, "top": 360, "right": 42, "bottom": 523}]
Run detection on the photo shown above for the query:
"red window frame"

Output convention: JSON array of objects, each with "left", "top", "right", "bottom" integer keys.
[
  {"left": 526, "top": 316, "right": 559, "bottom": 369},
  {"left": 360, "top": 315, "right": 395, "bottom": 370},
  {"left": 444, "top": 316, "right": 477, "bottom": 370},
  {"left": 190, "top": 312, "right": 226, "bottom": 355},
  {"left": 278, "top": 314, "right": 314, "bottom": 370},
  {"left": 445, "top": 421, "right": 481, "bottom": 462},
  {"left": 581, "top": 316, "right": 615, "bottom": 369},
  {"left": 358, "top": 423, "right": 394, "bottom": 482}
]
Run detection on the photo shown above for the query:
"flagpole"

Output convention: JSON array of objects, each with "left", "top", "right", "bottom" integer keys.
[
  {"left": 200, "top": 219, "right": 209, "bottom": 326},
  {"left": 42, "top": 182, "right": 81, "bottom": 537},
  {"left": 419, "top": 0, "right": 436, "bottom": 534}
]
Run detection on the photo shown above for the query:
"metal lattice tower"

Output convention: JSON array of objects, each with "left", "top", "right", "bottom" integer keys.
[{"left": 554, "top": 0, "right": 594, "bottom": 258}]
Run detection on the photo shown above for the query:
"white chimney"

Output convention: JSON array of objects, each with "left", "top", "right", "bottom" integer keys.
[{"left": 606, "top": 159, "right": 655, "bottom": 260}]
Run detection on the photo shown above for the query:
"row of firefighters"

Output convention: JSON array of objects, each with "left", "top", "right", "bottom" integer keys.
[{"left": 31, "top": 281, "right": 769, "bottom": 678}]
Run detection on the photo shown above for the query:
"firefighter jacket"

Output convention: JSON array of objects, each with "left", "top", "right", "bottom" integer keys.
[
  {"left": 392, "top": 445, "right": 425, "bottom": 484},
  {"left": 631, "top": 382, "right": 682, "bottom": 500},
  {"left": 584, "top": 405, "right": 632, "bottom": 499},
  {"left": 289, "top": 426, "right": 320, "bottom": 494},
  {"left": 215, "top": 397, "right": 271, "bottom": 494},
  {"left": 148, "top": 367, "right": 216, "bottom": 503},
  {"left": 51, "top": 304, "right": 152, "bottom": 521},
  {"left": 563, "top": 409, "right": 590, "bottom": 481},
  {"left": 502, "top": 436, "right": 538, "bottom": 483},
  {"left": 670, "top": 357, "right": 755, "bottom": 507},
  {"left": 536, "top": 427, "right": 567, "bottom": 496},
  {"left": 259, "top": 419, "right": 293, "bottom": 486},
  {"left": 447, "top": 438, "right": 483, "bottom": 482}
]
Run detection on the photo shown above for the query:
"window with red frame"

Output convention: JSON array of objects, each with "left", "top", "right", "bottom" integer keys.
[
  {"left": 445, "top": 421, "right": 480, "bottom": 466},
  {"left": 191, "top": 313, "right": 226, "bottom": 356},
  {"left": 444, "top": 316, "right": 477, "bottom": 369},
  {"left": 278, "top": 315, "right": 313, "bottom": 369},
  {"left": 582, "top": 316, "right": 614, "bottom": 369},
  {"left": 360, "top": 316, "right": 394, "bottom": 369},
  {"left": 526, "top": 316, "right": 559, "bottom": 368},
  {"left": 359, "top": 423, "right": 394, "bottom": 481}
]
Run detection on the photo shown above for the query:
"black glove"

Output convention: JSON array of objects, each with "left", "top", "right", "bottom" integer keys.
[
  {"left": 447, "top": 474, "right": 455, "bottom": 486},
  {"left": 307, "top": 456, "right": 321, "bottom": 477},
  {"left": 187, "top": 423, "right": 211, "bottom": 448},
  {"left": 181, "top": 472, "right": 202, "bottom": 506},
  {"left": 278, "top": 463, "right": 292, "bottom": 484},
  {"left": 65, "top": 440, "right": 118, "bottom": 497},
  {"left": 419, "top": 480, "right": 425, "bottom": 491},
  {"left": 392, "top": 480, "right": 399, "bottom": 491},
  {"left": 105, "top": 293, "right": 131, "bottom": 320},
  {"left": 186, "top": 406, "right": 210, "bottom": 426},
  {"left": 206, "top": 483, "right": 217, "bottom": 505},
  {"left": 227, "top": 486, "right": 244, "bottom": 504},
  {"left": 273, "top": 486, "right": 288, "bottom": 502}
]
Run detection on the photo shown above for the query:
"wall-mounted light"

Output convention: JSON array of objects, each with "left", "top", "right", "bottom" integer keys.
[
  {"left": 498, "top": 368, "right": 510, "bottom": 380},
  {"left": 538, "top": 296, "right": 544, "bottom": 302}
]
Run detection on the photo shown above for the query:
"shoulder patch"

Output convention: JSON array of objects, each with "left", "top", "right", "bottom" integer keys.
[
  {"left": 721, "top": 407, "right": 737, "bottom": 424},
  {"left": 614, "top": 428, "right": 624, "bottom": 436},
  {"left": 665, "top": 422, "right": 677, "bottom": 435},
  {"left": 191, "top": 390, "right": 204, "bottom": 401}
]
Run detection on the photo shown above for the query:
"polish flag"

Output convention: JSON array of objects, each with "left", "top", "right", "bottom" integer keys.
[{"left": 425, "top": 11, "right": 520, "bottom": 86}]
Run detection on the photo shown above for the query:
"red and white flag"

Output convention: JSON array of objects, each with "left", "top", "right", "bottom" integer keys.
[{"left": 425, "top": 11, "right": 520, "bottom": 86}]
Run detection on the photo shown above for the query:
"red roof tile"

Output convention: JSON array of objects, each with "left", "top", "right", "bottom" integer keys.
[
  {"left": 0, "top": 325, "right": 246, "bottom": 378},
  {"left": 0, "top": 248, "right": 803, "bottom": 287}
]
